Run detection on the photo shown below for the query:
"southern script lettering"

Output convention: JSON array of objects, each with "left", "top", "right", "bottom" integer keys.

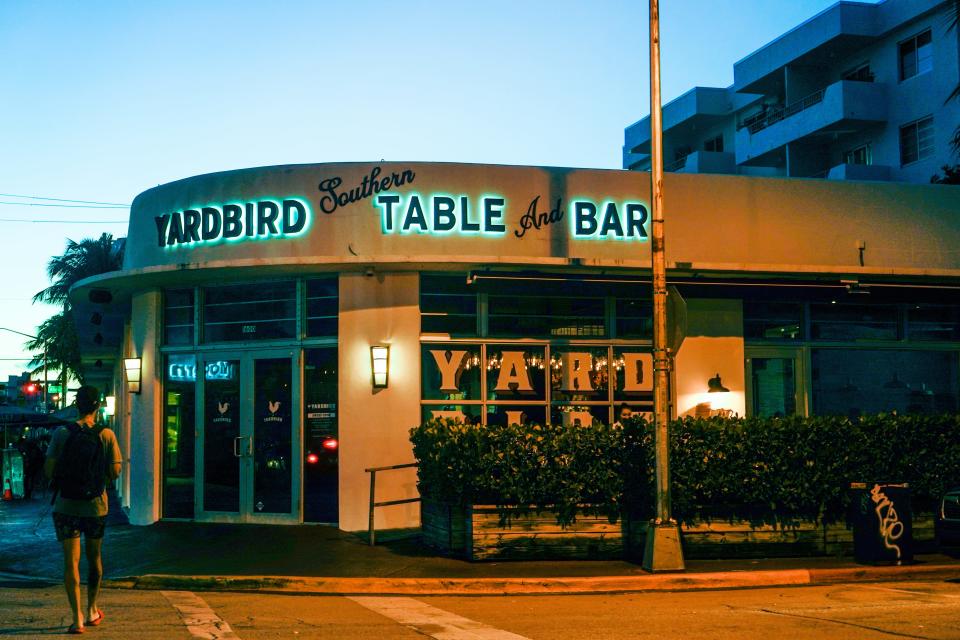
[{"left": 318, "top": 165, "right": 416, "bottom": 214}]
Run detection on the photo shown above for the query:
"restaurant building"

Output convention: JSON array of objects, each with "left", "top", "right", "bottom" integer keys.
[{"left": 68, "top": 161, "right": 960, "bottom": 531}]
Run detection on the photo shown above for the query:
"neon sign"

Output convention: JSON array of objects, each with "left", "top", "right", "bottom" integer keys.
[
  {"left": 155, "top": 198, "right": 311, "bottom": 248},
  {"left": 168, "top": 361, "right": 237, "bottom": 382},
  {"left": 374, "top": 192, "right": 648, "bottom": 240}
]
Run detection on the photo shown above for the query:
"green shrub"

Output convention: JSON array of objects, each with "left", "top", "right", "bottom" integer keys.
[{"left": 411, "top": 414, "right": 960, "bottom": 528}]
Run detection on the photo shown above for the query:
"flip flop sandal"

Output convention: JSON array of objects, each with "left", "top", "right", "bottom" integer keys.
[
  {"left": 67, "top": 623, "right": 85, "bottom": 634},
  {"left": 87, "top": 609, "right": 104, "bottom": 626}
]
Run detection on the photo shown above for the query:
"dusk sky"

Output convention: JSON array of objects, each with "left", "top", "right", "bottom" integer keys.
[{"left": 0, "top": 0, "right": 869, "bottom": 378}]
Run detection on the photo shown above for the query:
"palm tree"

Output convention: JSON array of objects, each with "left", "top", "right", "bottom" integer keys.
[
  {"left": 33, "top": 234, "right": 125, "bottom": 306},
  {"left": 30, "top": 233, "right": 125, "bottom": 407}
]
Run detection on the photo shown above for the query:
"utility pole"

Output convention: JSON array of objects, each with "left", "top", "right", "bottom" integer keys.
[
  {"left": 642, "top": 0, "right": 685, "bottom": 573},
  {"left": 0, "top": 327, "right": 48, "bottom": 413}
]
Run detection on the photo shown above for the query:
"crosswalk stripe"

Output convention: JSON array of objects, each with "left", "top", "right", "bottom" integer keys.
[
  {"left": 349, "top": 596, "right": 531, "bottom": 640},
  {"left": 161, "top": 590, "right": 240, "bottom": 639}
]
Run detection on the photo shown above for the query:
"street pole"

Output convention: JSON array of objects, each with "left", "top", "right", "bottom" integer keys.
[{"left": 642, "top": 0, "right": 685, "bottom": 572}]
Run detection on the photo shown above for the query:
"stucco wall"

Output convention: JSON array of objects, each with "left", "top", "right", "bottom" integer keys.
[
  {"left": 127, "top": 290, "right": 161, "bottom": 526},
  {"left": 338, "top": 272, "right": 421, "bottom": 532}
]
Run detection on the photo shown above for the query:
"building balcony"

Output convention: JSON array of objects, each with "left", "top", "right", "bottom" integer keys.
[
  {"left": 735, "top": 80, "right": 887, "bottom": 166},
  {"left": 826, "top": 163, "right": 892, "bottom": 182},
  {"left": 624, "top": 87, "right": 758, "bottom": 159},
  {"left": 665, "top": 151, "right": 736, "bottom": 174}
]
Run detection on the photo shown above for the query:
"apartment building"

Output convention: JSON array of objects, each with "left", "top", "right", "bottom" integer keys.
[{"left": 623, "top": 0, "right": 960, "bottom": 183}]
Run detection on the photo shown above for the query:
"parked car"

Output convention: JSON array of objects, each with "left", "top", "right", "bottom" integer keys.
[{"left": 936, "top": 486, "right": 960, "bottom": 547}]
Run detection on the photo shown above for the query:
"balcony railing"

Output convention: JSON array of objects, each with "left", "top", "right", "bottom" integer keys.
[
  {"left": 739, "top": 90, "right": 825, "bottom": 135},
  {"left": 664, "top": 155, "right": 689, "bottom": 172}
]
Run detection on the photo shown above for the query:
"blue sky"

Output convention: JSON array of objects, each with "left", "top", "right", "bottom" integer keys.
[{"left": 0, "top": 0, "right": 868, "bottom": 378}]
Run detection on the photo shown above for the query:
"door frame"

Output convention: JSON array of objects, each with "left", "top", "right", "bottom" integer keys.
[
  {"left": 744, "top": 345, "right": 809, "bottom": 417},
  {"left": 194, "top": 348, "right": 302, "bottom": 524}
]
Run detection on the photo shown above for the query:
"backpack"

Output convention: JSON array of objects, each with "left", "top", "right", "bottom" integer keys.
[{"left": 53, "top": 424, "right": 107, "bottom": 501}]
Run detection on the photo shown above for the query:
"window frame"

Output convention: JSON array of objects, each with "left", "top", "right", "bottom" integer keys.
[
  {"left": 899, "top": 115, "right": 934, "bottom": 167},
  {"left": 898, "top": 29, "right": 933, "bottom": 81}
]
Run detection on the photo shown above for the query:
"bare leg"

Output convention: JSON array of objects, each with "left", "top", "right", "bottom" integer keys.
[
  {"left": 84, "top": 536, "right": 103, "bottom": 622},
  {"left": 61, "top": 537, "right": 83, "bottom": 630}
]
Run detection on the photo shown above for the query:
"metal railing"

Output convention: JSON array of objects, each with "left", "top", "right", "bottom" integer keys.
[
  {"left": 740, "top": 89, "right": 825, "bottom": 135},
  {"left": 365, "top": 462, "right": 419, "bottom": 546},
  {"left": 664, "top": 155, "right": 689, "bottom": 172}
]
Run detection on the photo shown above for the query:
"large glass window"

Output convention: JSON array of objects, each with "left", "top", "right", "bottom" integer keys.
[
  {"left": 305, "top": 278, "right": 338, "bottom": 337},
  {"left": 304, "top": 348, "right": 338, "bottom": 523},
  {"left": 744, "top": 301, "right": 803, "bottom": 340},
  {"left": 899, "top": 29, "right": 932, "bottom": 81},
  {"left": 909, "top": 304, "right": 960, "bottom": 341},
  {"left": 488, "top": 294, "right": 605, "bottom": 338},
  {"left": 812, "top": 349, "right": 958, "bottom": 416},
  {"left": 420, "top": 274, "right": 478, "bottom": 337},
  {"left": 164, "top": 289, "right": 194, "bottom": 346},
  {"left": 162, "top": 355, "right": 196, "bottom": 518},
  {"left": 810, "top": 302, "right": 898, "bottom": 341},
  {"left": 203, "top": 281, "right": 296, "bottom": 342}
]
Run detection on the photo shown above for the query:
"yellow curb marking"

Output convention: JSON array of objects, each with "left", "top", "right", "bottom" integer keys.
[
  {"left": 162, "top": 590, "right": 240, "bottom": 639},
  {"left": 350, "top": 596, "right": 531, "bottom": 639}
]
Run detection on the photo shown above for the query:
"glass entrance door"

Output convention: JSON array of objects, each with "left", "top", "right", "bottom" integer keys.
[
  {"left": 745, "top": 347, "right": 807, "bottom": 417},
  {"left": 197, "top": 350, "right": 300, "bottom": 523}
]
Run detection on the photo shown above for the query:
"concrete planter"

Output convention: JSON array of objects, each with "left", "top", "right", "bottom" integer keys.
[{"left": 422, "top": 499, "right": 936, "bottom": 562}]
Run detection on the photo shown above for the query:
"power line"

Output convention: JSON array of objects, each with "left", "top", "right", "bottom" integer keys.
[
  {"left": 0, "top": 193, "right": 129, "bottom": 206},
  {"left": 0, "top": 201, "right": 128, "bottom": 209},
  {"left": 0, "top": 218, "right": 127, "bottom": 224}
]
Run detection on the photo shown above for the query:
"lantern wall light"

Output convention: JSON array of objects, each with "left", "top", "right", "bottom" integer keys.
[
  {"left": 124, "top": 357, "right": 142, "bottom": 394},
  {"left": 371, "top": 345, "right": 390, "bottom": 389}
]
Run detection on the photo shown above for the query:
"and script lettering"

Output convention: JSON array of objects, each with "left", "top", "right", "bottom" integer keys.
[
  {"left": 514, "top": 196, "right": 564, "bottom": 239},
  {"left": 318, "top": 165, "right": 416, "bottom": 215}
]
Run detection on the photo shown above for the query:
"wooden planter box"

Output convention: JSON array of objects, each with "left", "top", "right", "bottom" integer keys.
[
  {"left": 421, "top": 500, "right": 622, "bottom": 561},
  {"left": 423, "top": 499, "right": 935, "bottom": 562}
]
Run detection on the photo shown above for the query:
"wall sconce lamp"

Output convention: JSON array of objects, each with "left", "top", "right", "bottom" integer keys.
[
  {"left": 124, "top": 357, "right": 142, "bottom": 394},
  {"left": 707, "top": 373, "right": 729, "bottom": 393},
  {"left": 370, "top": 346, "right": 390, "bottom": 389},
  {"left": 104, "top": 395, "right": 116, "bottom": 417}
]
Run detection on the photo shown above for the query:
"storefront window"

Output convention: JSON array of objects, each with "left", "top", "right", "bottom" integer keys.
[
  {"left": 305, "top": 278, "right": 338, "bottom": 337},
  {"left": 421, "top": 345, "right": 481, "bottom": 401},
  {"left": 163, "top": 355, "right": 196, "bottom": 518},
  {"left": 164, "top": 289, "right": 194, "bottom": 346},
  {"left": 744, "top": 301, "right": 803, "bottom": 340},
  {"left": 810, "top": 302, "right": 898, "bottom": 341},
  {"left": 750, "top": 357, "right": 797, "bottom": 417},
  {"left": 304, "top": 348, "right": 338, "bottom": 522},
  {"left": 550, "top": 347, "right": 609, "bottom": 403},
  {"left": 420, "top": 274, "right": 477, "bottom": 337},
  {"left": 487, "top": 405, "right": 547, "bottom": 426},
  {"left": 616, "top": 298, "right": 652, "bottom": 339},
  {"left": 812, "top": 349, "right": 958, "bottom": 416},
  {"left": 908, "top": 304, "right": 960, "bottom": 341},
  {"left": 420, "top": 404, "right": 482, "bottom": 424},
  {"left": 202, "top": 281, "right": 296, "bottom": 342},
  {"left": 485, "top": 345, "right": 547, "bottom": 402},
  {"left": 488, "top": 294, "right": 605, "bottom": 338}
]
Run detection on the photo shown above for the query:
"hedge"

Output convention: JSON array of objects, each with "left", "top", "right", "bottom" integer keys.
[{"left": 410, "top": 414, "right": 960, "bottom": 527}]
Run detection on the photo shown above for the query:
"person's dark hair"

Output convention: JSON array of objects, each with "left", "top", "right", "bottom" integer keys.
[
  {"left": 75, "top": 385, "right": 101, "bottom": 417},
  {"left": 617, "top": 403, "right": 633, "bottom": 417}
]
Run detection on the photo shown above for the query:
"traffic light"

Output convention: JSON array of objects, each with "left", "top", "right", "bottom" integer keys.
[{"left": 23, "top": 382, "right": 38, "bottom": 396}]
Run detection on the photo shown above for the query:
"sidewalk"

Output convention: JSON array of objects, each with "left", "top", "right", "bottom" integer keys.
[{"left": 3, "top": 494, "right": 958, "bottom": 595}]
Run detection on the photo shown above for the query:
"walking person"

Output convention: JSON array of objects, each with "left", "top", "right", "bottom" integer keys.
[{"left": 43, "top": 386, "right": 122, "bottom": 634}]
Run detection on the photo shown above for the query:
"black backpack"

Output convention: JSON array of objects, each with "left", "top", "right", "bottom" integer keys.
[{"left": 53, "top": 424, "right": 107, "bottom": 501}]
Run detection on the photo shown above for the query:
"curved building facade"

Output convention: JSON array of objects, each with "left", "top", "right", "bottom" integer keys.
[{"left": 70, "top": 161, "right": 960, "bottom": 530}]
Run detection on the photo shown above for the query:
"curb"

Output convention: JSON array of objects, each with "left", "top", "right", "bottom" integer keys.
[{"left": 103, "top": 564, "right": 960, "bottom": 596}]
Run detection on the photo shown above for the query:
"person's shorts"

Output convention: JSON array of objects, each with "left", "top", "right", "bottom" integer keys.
[{"left": 52, "top": 513, "right": 106, "bottom": 542}]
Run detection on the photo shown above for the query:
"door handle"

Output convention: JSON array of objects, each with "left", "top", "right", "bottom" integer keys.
[{"left": 233, "top": 437, "right": 243, "bottom": 458}]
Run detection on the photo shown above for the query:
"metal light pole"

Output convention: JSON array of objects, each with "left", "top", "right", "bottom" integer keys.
[
  {"left": 0, "top": 327, "right": 48, "bottom": 412},
  {"left": 642, "top": 0, "right": 685, "bottom": 572}
]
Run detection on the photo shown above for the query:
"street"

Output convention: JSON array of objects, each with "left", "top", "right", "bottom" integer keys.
[{"left": 2, "top": 580, "right": 960, "bottom": 639}]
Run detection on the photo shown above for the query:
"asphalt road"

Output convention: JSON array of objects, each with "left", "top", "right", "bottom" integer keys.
[{"left": 2, "top": 579, "right": 960, "bottom": 639}]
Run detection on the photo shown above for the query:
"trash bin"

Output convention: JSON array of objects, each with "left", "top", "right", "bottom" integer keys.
[{"left": 849, "top": 482, "right": 912, "bottom": 565}]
